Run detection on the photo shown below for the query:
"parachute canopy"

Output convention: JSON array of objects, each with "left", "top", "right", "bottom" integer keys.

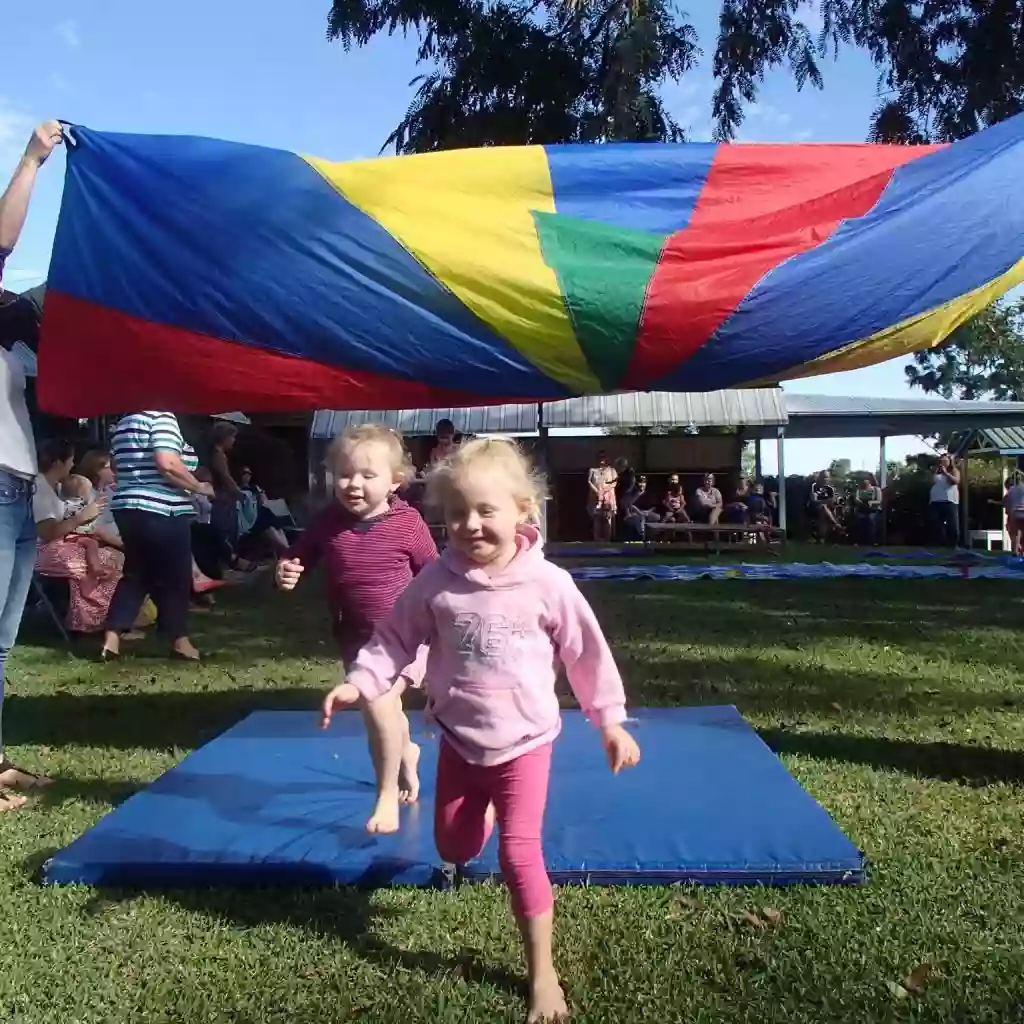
[{"left": 38, "top": 117, "right": 1024, "bottom": 416}]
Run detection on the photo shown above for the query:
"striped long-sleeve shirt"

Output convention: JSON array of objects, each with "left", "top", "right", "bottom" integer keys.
[
  {"left": 110, "top": 412, "right": 198, "bottom": 516},
  {"left": 286, "top": 496, "right": 438, "bottom": 661}
]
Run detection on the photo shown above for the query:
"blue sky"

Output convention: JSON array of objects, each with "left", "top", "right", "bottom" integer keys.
[{"left": 3, "top": 0, "right": 941, "bottom": 472}]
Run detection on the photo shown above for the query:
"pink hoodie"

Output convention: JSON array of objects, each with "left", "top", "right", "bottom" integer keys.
[{"left": 348, "top": 526, "right": 628, "bottom": 766}]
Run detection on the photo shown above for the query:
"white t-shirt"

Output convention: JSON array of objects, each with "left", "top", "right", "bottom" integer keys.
[
  {"left": 33, "top": 475, "right": 65, "bottom": 524},
  {"left": 0, "top": 347, "right": 37, "bottom": 479},
  {"left": 929, "top": 472, "right": 959, "bottom": 504}
]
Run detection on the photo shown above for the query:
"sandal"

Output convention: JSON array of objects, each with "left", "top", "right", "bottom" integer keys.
[
  {"left": 0, "top": 788, "right": 27, "bottom": 812},
  {"left": 0, "top": 759, "right": 53, "bottom": 790}
]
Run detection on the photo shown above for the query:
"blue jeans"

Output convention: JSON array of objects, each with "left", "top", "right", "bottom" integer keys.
[
  {"left": 0, "top": 470, "right": 36, "bottom": 756},
  {"left": 930, "top": 500, "right": 960, "bottom": 548}
]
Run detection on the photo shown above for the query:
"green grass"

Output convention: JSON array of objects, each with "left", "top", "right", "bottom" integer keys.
[{"left": 3, "top": 575, "right": 1024, "bottom": 1023}]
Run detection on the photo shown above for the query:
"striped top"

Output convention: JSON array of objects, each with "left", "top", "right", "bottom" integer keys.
[
  {"left": 287, "top": 497, "right": 438, "bottom": 660},
  {"left": 110, "top": 412, "right": 198, "bottom": 516}
]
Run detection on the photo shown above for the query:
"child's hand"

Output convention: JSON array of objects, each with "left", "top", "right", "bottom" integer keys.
[
  {"left": 276, "top": 557, "right": 304, "bottom": 591},
  {"left": 320, "top": 682, "right": 361, "bottom": 728},
  {"left": 601, "top": 724, "right": 640, "bottom": 775}
]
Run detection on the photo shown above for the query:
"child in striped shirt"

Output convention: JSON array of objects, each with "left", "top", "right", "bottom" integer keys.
[{"left": 276, "top": 424, "right": 437, "bottom": 832}]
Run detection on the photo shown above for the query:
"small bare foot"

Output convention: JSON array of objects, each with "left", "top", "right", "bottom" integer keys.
[
  {"left": 366, "top": 790, "right": 401, "bottom": 834},
  {"left": 527, "top": 973, "right": 568, "bottom": 1022},
  {"left": 398, "top": 741, "right": 420, "bottom": 804},
  {"left": 0, "top": 789, "right": 28, "bottom": 812}
]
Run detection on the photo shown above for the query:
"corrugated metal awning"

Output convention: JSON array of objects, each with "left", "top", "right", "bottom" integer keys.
[
  {"left": 311, "top": 404, "right": 540, "bottom": 439},
  {"left": 973, "top": 426, "right": 1024, "bottom": 454},
  {"left": 311, "top": 389, "right": 787, "bottom": 439},
  {"left": 539, "top": 390, "right": 786, "bottom": 430},
  {"left": 759, "top": 393, "right": 1024, "bottom": 440}
]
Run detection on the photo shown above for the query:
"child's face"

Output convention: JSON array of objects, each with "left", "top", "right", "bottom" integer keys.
[
  {"left": 669, "top": 474, "right": 679, "bottom": 485},
  {"left": 444, "top": 465, "right": 525, "bottom": 566},
  {"left": 333, "top": 441, "right": 398, "bottom": 519},
  {"left": 754, "top": 483, "right": 764, "bottom": 495}
]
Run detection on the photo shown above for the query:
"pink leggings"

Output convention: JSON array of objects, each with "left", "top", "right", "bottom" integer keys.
[{"left": 434, "top": 739, "right": 553, "bottom": 920}]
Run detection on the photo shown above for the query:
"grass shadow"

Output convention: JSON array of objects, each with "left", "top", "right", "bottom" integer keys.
[
  {"left": 78, "top": 883, "right": 524, "bottom": 998},
  {"left": 760, "top": 727, "right": 1024, "bottom": 787}
]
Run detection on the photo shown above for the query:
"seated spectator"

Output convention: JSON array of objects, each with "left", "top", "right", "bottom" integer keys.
[
  {"left": 660, "top": 474, "right": 690, "bottom": 524},
  {"left": 33, "top": 440, "right": 128, "bottom": 634},
  {"left": 746, "top": 482, "right": 771, "bottom": 525},
  {"left": 722, "top": 475, "right": 752, "bottom": 524},
  {"left": 621, "top": 475, "right": 661, "bottom": 540},
  {"left": 808, "top": 470, "right": 845, "bottom": 540},
  {"left": 852, "top": 473, "right": 883, "bottom": 545},
  {"left": 691, "top": 473, "right": 723, "bottom": 524},
  {"left": 190, "top": 467, "right": 232, "bottom": 580},
  {"left": 234, "top": 466, "right": 290, "bottom": 558}
]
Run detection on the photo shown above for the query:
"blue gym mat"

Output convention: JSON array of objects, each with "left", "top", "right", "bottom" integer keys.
[
  {"left": 42, "top": 707, "right": 865, "bottom": 889},
  {"left": 568, "top": 561, "right": 1024, "bottom": 581}
]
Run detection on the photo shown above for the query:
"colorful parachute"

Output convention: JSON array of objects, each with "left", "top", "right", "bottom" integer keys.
[{"left": 38, "top": 116, "right": 1024, "bottom": 416}]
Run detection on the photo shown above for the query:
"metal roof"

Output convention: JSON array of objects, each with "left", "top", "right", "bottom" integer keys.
[
  {"left": 310, "top": 389, "right": 788, "bottom": 438},
  {"left": 539, "top": 389, "right": 786, "bottom": 430},
  {"left": 311, "top": 403, "right": 540, "bottom": 439},
  {"left": 310, "top": 391, "right": 1024, "bottom": 441},
  {"left": 761, "top": 393, "right": 1024, "bottom": 440},
  {"left": 972, "top": 426, "right": 1024, "bottom": 454}
]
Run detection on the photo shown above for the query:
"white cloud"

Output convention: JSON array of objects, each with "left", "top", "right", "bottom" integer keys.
[
  {"left": 0, "top": 100, "right": 33, "bottom": 169},
  {"left": 48, "top": 73, "right": 73, "bottom": 94},
  {"left": 746, "top": 103, "right": 794, "bottom": 127},
  {"left": 793, "top": 128, "right": 815, "bottom": 142},
  {"left": 55, "top": 19, "right": 81, "bottom": 48}
]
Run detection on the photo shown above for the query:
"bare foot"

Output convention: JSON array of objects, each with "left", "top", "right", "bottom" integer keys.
[
  {"left": 0, "top": 789, "right": 28, "bottom": 812},
  {"left": 398, "top": 741, "right": 420, "bottom": 804},
  {"left": 366, "top": 790, "right": 401, "bottom": 834},
  {"left": 527, "top": 973, "right": 568, "bottom": 1022}
]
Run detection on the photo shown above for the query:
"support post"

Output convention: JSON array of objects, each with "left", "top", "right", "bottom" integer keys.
[
  {"left": 1002, "top": 457, "right": 1010, "bottom": 552},
  {"left": 776, "top": 427, "right": 787, "bottom": 534},
  {"left": 878, "top": 435, "right": 888, "bottom": 545},
  {"left": 754, "top": 438, "right": 763, "bottom": 481},
  {"left": 960, "top": 451, "right": 970, "bottom": 548}
]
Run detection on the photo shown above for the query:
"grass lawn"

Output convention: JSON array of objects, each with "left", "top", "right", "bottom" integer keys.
[{"left": 3, "top": 575, "right": 1024, "bottom": 1023}]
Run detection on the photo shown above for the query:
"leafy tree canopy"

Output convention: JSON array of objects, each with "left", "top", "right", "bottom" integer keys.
[
  {"left": 906, "top": 299, "right": 1024, "bottom": 402},
  {"left": 327, "top": 0, "right": 1024, "bottom": 153}
]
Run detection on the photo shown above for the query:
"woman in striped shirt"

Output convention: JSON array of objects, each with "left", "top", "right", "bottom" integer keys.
[{"left": 100, "top": 412, "right": 215, "bottom": 662}]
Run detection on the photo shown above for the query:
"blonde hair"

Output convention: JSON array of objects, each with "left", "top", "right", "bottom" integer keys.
[
  {"left": 426, "top": 436, "right": 547, "bottom": 523},
  {"left": 326, "top": 423, "right": 414, "bottom": 485}
]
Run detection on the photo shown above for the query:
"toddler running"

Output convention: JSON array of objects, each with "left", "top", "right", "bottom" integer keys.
[
  {"left": 277, "top": 424, "right": 437, "bottom": 832},
  {"left": 323, "top": 437, "right": 640, "bottom": 1023}
]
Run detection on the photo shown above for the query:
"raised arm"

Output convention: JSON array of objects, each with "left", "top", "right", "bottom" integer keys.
[{"left": 0, "top": 122, "right": 63, "bottom": 255}]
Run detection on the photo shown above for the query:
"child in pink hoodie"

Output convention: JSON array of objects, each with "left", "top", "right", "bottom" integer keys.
[{"left": 322, "top": 437, "right": 640, "bottom": 1024}]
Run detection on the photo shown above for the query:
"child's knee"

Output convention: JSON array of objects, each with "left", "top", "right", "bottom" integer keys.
[{"left": 435, "top": 825, "right": 487, "bottom": 866}]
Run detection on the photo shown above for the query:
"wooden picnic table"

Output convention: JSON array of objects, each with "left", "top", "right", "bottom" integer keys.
[{"left": 642, "top": 520, "right": 785, "bottom": 556}]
